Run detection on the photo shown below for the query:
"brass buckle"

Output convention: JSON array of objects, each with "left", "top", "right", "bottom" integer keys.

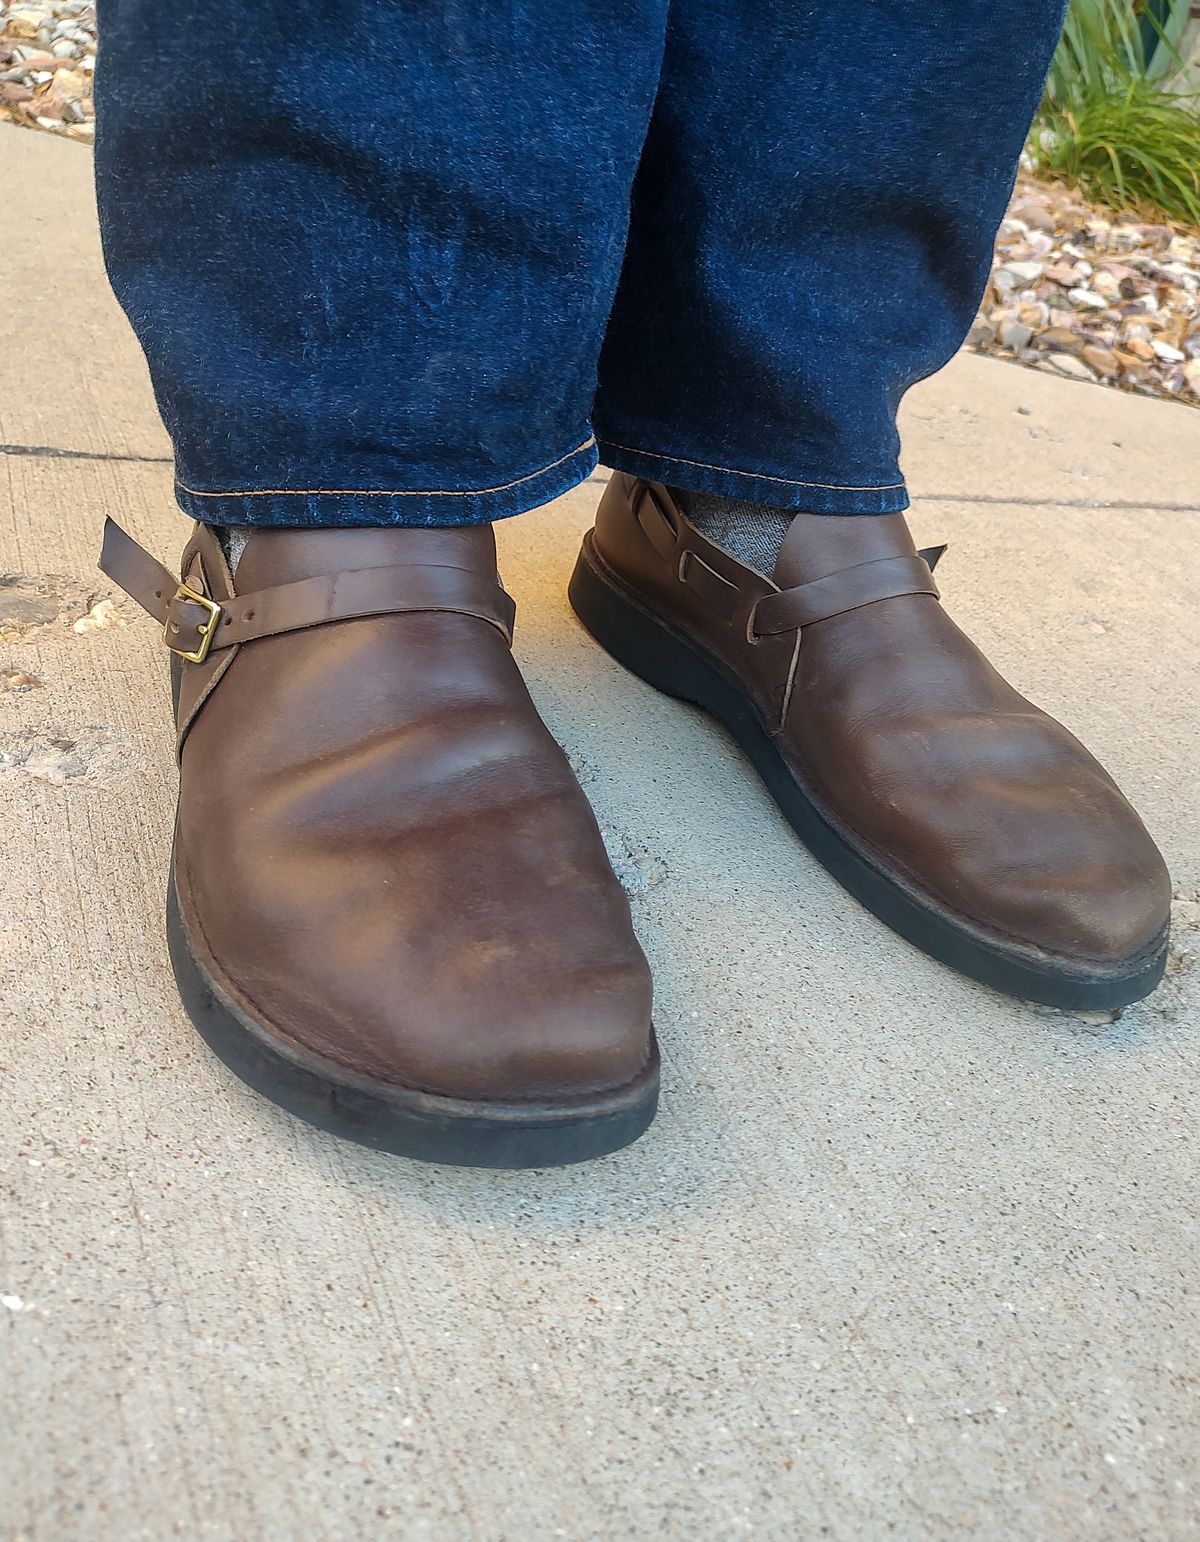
[{"left": 163, "top": 582, "right": 222, "bottom": 664}]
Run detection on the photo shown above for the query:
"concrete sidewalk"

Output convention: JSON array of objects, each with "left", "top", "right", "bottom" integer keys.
[{"left": 3, "top": 123, "right": 1199, "bottom": 1541}]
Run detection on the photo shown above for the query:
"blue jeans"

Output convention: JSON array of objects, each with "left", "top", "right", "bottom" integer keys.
[{"left": 94, "top": 0, "right": 1065, "bottom": 526}]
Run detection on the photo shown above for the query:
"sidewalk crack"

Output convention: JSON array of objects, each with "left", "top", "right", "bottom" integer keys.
[{"left": 0, "top": 442, "right": 173, "bottom": 465}]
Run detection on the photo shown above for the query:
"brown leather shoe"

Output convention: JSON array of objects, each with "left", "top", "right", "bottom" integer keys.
[
  {"left": 570, "top": 474, "right": 1170, "bottom": 1009},
  {"left": 101, "top": 518, "right": 658, "bottom": 1166}
]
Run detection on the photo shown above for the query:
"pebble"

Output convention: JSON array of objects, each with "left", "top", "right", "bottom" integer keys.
[
  {"left": 72, "top": 598, "right": 123, "bottom": 633},
  {"left": 1010, "top": 200, "right": 1056, "bottom": 233},
  {"left": 1038, "top": 325, "right": 1085, "bottom": 353},
  {"left": 1081, "top": 344, "right": 1120, "bottom": 378},
  {"left": 1115, "top": 351, "right": 1153, "bottom": 386},
  {"left": 4, "top": 10, "right": 40, "bottom": 39},
  {"left": 966, "top": 318, "right": 995, "bottom": 347},
  {"left": 1046, "top": 353, "right": 1098, "bottom": 381},
  {"left": 46, "top": 65, "right": 84, "bottom": 102},
  {"left": 999, "top": 318, "right": 1034, "bottom": 352},
  {"left": 1, "top": 671, "right": 42, "bottom": 692},
  {"left": 1003, "top": 260, "right": 1045, "bottom": 284}
]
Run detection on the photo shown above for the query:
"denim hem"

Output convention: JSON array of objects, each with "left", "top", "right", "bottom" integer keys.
[
  {"left": 174, "top": 437, "right": 599, "bottom": 527},
  {"left": 596, "top": 438, "right": 910, "bottom": 515}
]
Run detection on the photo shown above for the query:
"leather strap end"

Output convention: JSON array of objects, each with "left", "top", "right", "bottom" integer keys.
[{"left": 99, "top": 518, "right": 178, "bottom": 625}]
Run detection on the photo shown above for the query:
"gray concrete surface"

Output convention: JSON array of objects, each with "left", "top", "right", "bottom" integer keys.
[{"left": 2, "top": 122, "right": 1200, "bottom": 1541}]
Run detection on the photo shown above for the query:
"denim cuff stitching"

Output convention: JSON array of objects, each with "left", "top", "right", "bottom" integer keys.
[
  {"left": 596, "top": 437, "right": 905, "bottom": 493},
  {"left": 174, "top": 437, "right": 597, "bottom": 500}
]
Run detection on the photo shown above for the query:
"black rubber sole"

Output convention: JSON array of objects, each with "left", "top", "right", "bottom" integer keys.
[
  {"left": 166, "top": 871, "right": 659, "bottom": 1168},
  {"left": 569, "top": 535, "right": 1167, "bottom": 1011}
]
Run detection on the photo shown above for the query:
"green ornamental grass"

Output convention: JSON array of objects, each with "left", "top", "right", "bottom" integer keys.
[{"left": 1031, "top": 0, "right": 1200, "bottom": 225}]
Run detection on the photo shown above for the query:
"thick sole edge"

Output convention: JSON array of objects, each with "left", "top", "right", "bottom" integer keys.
[
  {"left": 166, "top": 862, "right": 660, "bottom": 1169},
  {"left": 569, "top": 535, "right": 1168, "bottom": 1012}
]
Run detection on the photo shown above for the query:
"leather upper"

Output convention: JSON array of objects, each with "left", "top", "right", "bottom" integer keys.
[
  {"left": 590, "top": 474, "right": 1171, "bottom": 970},
  {"left": 103, "top": 519, "right": 654, "bottom": 1103}
]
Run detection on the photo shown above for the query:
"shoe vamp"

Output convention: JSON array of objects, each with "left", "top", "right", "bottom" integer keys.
[
  {"left": 782, "top": 610, "right": 1168, "bottom": 957},
  {"left": 174, "top": 612, "right": 650, "bottom": 1095}
]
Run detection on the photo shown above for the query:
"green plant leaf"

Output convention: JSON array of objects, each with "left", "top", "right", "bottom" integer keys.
[{"left": 1033, "top": 1, "right": 1200, "bottom": 225}]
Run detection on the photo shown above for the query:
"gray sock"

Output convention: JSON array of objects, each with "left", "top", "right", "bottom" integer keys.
[
  {"left": 670, "top": 489, "right": 794, "bottom": 575},
  {"left": 215, "top": 526, "right": 252, "bottom": 572}
]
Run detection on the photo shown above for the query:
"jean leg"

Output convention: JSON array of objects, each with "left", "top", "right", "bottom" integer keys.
[
  {"left": 594, "top": 0, "right": 1067, "bottom": 513},
  {"left": 94, "top": 0, "right": 669, "bottom": 527}
]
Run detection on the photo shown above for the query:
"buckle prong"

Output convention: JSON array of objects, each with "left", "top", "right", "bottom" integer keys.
[{"left": 163, "top": 582, "right": 222, "bottom": 664}]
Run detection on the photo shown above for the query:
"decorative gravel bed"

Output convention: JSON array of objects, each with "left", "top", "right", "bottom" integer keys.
[
  {"left": 3, "top": 0, "right": 1197, "bottom": 409},
  {"left": 0, "top": 0, "right": 93, "bottom": 141},
  {"left": 970, "top": 169, "right": 1200, "bottom": 407}
]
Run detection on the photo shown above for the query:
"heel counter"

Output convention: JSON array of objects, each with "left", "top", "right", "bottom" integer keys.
[
  {"left": 593, "top": 472, "right": 639, "bottom": 561},
  {"left": 593, "top": 474, "right": 679, "bottom": 586}
]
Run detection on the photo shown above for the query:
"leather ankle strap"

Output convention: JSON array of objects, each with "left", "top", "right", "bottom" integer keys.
[
  {"left": 99, "top": 519, "right": 517, "bottom": 662},
  {"left": 750, "top": 552, "right": 941, "bottom": 638}
]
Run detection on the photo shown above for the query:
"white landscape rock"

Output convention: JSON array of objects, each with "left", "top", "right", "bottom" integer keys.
[
  {"left": 71, "top": 597, "right": 123, "bottom": 633},
  {"left": 1045, "top": 351, "right": 1098, "bottom": 381}
]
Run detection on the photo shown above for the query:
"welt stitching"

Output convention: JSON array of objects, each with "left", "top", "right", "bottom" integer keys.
[{"left": 176, "top": 437, "right": 595, "bottom": 499}]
